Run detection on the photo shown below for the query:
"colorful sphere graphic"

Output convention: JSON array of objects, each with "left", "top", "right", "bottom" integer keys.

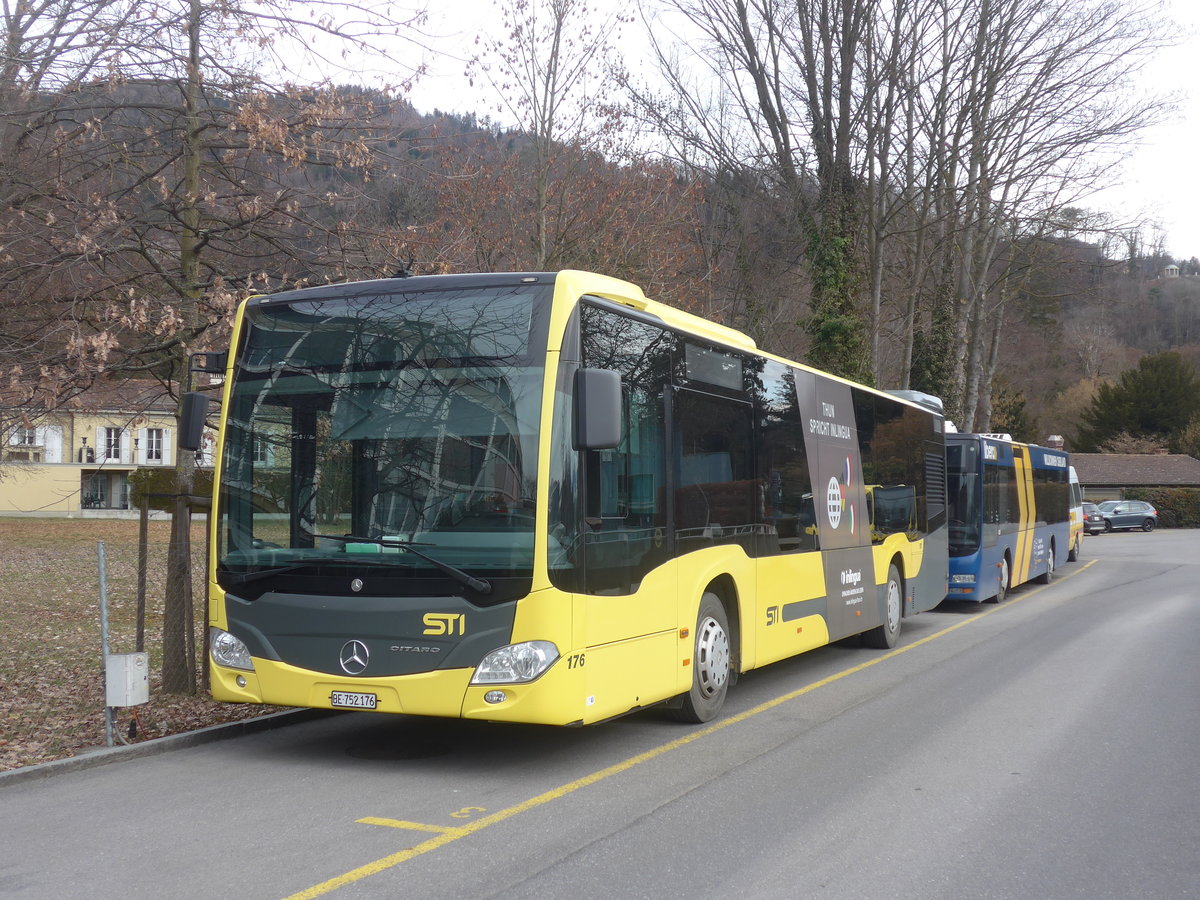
[{"left": 827, "top": 475, "right": 842, "bottom": 529}]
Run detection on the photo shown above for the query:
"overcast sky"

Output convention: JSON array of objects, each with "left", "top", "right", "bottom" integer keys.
[
  {"left": 1088, "top": 0, "right": 1200, "bottom": 260},
  {"left": 407, "top": 0, "right": 1200, "bottom": 260}
]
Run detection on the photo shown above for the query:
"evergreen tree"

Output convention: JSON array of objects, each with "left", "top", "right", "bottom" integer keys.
[
  {"left": 990, "top": 384, "right": 1036, "bottom": 443},
  {"left": 1075, "top": 352, "right": 1200, "bottom": 451}
]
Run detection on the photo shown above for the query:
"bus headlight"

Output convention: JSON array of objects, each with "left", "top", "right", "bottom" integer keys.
[
  {"left": 951, "top": 574, "right": 976, "bottom": 584},
  {"left": 210, "top": 627, "right": 254, "bottom": 671},
  {"left": 471, "top": 641, "right": 559, "bottom": 684}
]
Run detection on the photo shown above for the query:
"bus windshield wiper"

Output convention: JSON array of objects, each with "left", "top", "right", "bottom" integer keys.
[
  {"left": 313, "top": 534, "right": 493, "bottom": 594},
  {"left": 219, "top": 556, "right": 399, "bottom": 586}
]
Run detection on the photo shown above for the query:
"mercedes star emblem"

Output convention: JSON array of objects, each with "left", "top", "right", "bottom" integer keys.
[{"left": 339, "top": 640, "right": 369, "bottom": 675}]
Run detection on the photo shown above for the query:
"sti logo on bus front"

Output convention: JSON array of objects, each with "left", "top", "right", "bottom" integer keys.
[{"left": 423, "top": 613, "right": 466, "bottom": 636}]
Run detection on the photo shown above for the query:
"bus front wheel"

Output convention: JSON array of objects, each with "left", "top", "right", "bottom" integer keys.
[
  {"left": 863, "top": 564, "right": 902, "bottom": 649},
  {"left": 668, "top": 592, "right": 731, "bottom": 724}
]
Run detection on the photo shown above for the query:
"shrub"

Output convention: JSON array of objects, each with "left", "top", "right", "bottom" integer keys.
[
  {"left": 1123, "top": 487, "right": 1200, "bottom": 528},
  {"left": 128, "top": 467, "right": 213, "bottom": 512}
]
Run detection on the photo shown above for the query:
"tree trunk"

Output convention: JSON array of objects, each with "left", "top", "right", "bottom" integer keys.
[{"left": 162, "top": 0, "right": 204, "bottom": 694}]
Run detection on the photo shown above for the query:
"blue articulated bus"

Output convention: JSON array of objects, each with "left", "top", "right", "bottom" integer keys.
[{"left": 946, "top": 433, "right": 1070, "bottom": 603}]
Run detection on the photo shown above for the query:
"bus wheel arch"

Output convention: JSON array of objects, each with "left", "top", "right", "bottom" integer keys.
[
  {"left": 667, "top": 582, "right": 736, "bottom": 724},
  {"left": 862, "top": 559, "right": 903, "bottom": 650}
]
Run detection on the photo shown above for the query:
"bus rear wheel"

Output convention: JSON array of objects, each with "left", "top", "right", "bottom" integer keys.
[
  {"left": 987, "top": 557, "right": 1010, "bottom": 604},
  {"left": 1035, "top": 542, "right": 1055, "bottom": 584},
  {"left": 668, "top": 592, "right": 731, "bottom": 724},
  {"left": 863, "top": 564, "right": 902, "bottom": 649}
]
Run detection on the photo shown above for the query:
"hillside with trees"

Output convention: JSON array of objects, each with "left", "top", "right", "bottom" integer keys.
[{"left": 3, "top": 0, "right": 1191, "bottom": 430}]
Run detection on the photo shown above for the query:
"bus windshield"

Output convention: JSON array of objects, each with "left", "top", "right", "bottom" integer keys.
[
  {"left": 216, "top": 281, "right": 551, "bottom": 593},
  {"left": 946, "top": 440, "right": 981, "bottom": 557}
]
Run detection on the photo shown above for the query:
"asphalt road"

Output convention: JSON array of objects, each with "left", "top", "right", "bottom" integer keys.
[{"left": 3, "top": 530, "right": 1198, "bottom": 900}]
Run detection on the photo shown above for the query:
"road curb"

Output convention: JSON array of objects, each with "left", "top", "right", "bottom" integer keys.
[{"left": 0, "top": 708, "right": 334, "bottom": 789}]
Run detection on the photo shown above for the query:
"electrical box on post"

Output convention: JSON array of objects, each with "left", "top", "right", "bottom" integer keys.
[{"left": 105, "top": 652, "right": 150, "bottom": 707}]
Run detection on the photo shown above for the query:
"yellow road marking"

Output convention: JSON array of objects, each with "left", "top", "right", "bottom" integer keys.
[
  {"left": 284, "top": 560, "right": 1097, "bottom": 899},
  {"left": 357, "top": 818, "right": 466, "bottom": 835}
]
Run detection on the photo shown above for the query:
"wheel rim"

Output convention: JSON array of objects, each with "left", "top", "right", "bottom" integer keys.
[
  {"left": 1144, "top": 519, "right": 1154, "bottom": 531},
  {"left": 695, "top": 615, "right": 730, "bottom": 699},
  {"left": 886, "top": 578, "right": 901, "bottom": 632},
  {"left": 1047, "top": 549, "right": 1054, "bottom": 577},
  {"left": 999, "top": 559, "right": 1009, "bottom": 599}
]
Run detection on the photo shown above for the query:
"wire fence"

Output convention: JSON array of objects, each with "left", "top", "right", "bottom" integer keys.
[
  {"left": 94, "top": 521, "right": 211, "bottom": 692},
  {"left": 0, "top": 515, "right": 230, "bottom": 770}
]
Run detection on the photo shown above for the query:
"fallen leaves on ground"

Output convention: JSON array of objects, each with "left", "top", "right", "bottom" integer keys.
[{"left": 0, "top": 518, "right": 284, "bottom": 773}]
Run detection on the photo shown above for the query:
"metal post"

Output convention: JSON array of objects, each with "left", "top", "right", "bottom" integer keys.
[
  {"left": 137, "top": 499, "right": 148, "bottom": 652},
  {"left": 98, "top": 541, "right": 113, "bottom": 748},
  {"left": 202, "top": 502, "right": 212, "bottom": 690}
]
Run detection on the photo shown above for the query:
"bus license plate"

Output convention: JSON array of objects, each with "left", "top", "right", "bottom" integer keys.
[{"left": 331, "top": 691, "right": 377, "bottom": 710}]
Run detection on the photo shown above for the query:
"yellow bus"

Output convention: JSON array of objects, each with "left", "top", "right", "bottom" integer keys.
[
  {"left": 183, "top": 270, "right": 949, "bottom": 725},
  {"left": 1068, "top": 465, "right": 1084, "bottom": 561}
]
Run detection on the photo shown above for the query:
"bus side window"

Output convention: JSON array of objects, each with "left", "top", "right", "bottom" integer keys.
[
  {"left": 673, "top": 388, "right": 755, "bottom": 555},
  {"left": 853, "top": 387, "right": 932, "bottom": 541},
  {"left": 756, "top": 360, "right": 816, "bottom": 554}
]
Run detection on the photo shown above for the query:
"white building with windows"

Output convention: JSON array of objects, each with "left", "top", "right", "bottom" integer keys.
[{"left": 1, "top": 380, "right": 215, "bottom": 516}]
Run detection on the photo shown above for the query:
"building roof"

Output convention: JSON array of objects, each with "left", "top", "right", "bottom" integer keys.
[
  {"left": 2, "top": 379, "right": 178, "bottom": 416},
  {"left": 1072, "top": 453, "right": 1200, "bottom": 488}
]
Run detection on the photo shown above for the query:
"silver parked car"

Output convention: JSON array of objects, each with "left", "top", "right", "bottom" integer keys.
[{"left": 1096, "top": 499, "right": 1158, "bottom": 532}]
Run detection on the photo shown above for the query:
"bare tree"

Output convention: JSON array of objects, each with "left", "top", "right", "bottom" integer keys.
[
  {"left": 0, "top": 0, "right": 430, "bottom": 692},
  {"left": 627, "top": 0, "right": 879, "bottom": 380},
  {"left": 0, "top": 0, "right": 151, "bottom": 443},
  {"left": 630, "top": 0, "right": 1170, "bottom": 403},
  {"left": 458, "top": 0, "right": 630, "bottom": 270},
  {"left": 897, "top": 0, "right": 1171, "bottom": 427}
]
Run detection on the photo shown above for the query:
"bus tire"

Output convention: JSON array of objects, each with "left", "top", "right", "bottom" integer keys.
[
  {"left": 987, "top": 557, "right": 1010, "bottom": 604},
  {"left": 1035, "top": 542, "right": 1055, "bottom": 584},
  {"left": 668, "top": 592, "right": 731, "bottom": 724},
  {"left": 1068, "top": 535, "right": 1079, "bottom": 562},
  {"left": 863, "top": 564, "right": 902, "bottom": 649}
]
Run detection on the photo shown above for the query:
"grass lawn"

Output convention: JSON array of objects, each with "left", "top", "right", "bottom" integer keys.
[{"left": 0, "top": 517, "right": 280, "bottom": 772}]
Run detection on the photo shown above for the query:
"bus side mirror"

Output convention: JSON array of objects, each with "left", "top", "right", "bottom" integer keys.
[
  {"left": 574, "top": 368, "right": 622, "bottom": 450},
  {"left": 179, "top": 392, "right": 208, "bottom": 451},
  {"left": 191, "top": 351, "right": 227, "bottom": 373}
]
